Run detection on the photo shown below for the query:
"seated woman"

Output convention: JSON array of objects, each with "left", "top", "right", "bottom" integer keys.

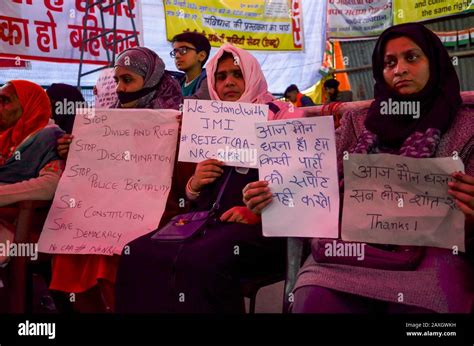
[
  {"left": 0, "top": 80, "right": 64, "bottom": 276},
  {"left": 243, "top": 23, "right": 474, "bottom": 313},
  {"left": 46, "top": 83, "right": 86, "bottom": 134},
  {"left": 115, "top": 43, "right": 303, "bottom": 313},
  {"left": 49, "top": 47, "right": 187, "bottom": 313}
]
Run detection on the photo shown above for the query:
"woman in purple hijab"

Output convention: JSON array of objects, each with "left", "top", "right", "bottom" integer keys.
[
  {"left": 113, "top": 46, "right": 182, "bottom": 110},
  {"left": 57, "top": 47, "right": 183, "bottom": 156},
  {"left": 50, "top": 47, "right": 187, "bottom": 312}
]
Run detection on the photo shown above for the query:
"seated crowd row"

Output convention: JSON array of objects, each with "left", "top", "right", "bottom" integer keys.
[{"left": 0, "top": 23, "right": 472, "bottom": 313}]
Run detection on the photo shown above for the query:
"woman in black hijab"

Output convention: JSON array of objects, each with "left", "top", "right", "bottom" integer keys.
[
  {"left": 243, "top": 23, "right": 474, "bottom": 313},
  {"left": 46, "top": 83, "right": 86, "bottom": 134},
  {"left": 365, "top": 22, "right": 463, "bottom": 150}
]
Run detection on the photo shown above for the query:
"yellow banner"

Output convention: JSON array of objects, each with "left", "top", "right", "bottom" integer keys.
[
  {"left": 393, "top": 0, "right": 473, "bottom": 24},
  {"left": 163, "top": 0, "right": 304, "bottom": 51}
]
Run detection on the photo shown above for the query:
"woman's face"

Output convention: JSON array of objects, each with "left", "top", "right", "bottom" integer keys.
[
  {"left": 113, "top": 66, "right": 145, "bottom": 108},
  {"left": 0, "top": 83, "right": 22, "bottom": 131},
  {"left": 215, "top": 56, "right": 245, "bottom": 101},
  {"left": 383, "top": 36, "right": 430, "bottom": 96}
]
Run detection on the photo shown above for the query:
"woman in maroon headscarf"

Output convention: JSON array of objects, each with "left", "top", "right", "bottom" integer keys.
[{"left": 244, "top": 23, "right": 474, "bottom": 313}]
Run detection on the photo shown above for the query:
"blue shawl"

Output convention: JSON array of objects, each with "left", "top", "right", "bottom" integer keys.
[{"left": 0, "top": 126, "right": 64, "bottom": 184}]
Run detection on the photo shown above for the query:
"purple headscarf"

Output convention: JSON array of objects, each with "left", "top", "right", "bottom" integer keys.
[{"left": 113, "top": 47, "right": 182, "bottom": 110}]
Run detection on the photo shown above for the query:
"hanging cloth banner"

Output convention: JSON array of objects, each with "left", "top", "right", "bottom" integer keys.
[
  {"left": 327, "top": 0, "right": 393, "bottom": 39},
  {"left": 393, "top": 0, "right": 473, "bottom": 25},
  {"left": 163, "top": 0, "right": 304, "bottom": 51},
  {"left": 0, "top": 0, "right": 144, "bottom": 64}
]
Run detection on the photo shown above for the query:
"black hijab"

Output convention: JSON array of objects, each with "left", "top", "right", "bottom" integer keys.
[
  {"left": 47, "top": 83, "right": 86, "bottom": 134},
  {"left": 365, "top": 23, "right": 462, "bottom": 148}
]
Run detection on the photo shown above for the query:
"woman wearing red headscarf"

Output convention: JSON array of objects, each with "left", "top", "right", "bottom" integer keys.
[{"left": 0, "top": 80, "right": 64, "bottom": 266}]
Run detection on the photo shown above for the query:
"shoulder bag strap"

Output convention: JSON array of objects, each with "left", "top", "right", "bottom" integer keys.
[{"left": 210, "top": 169, "right": 233, "bottom": 213}]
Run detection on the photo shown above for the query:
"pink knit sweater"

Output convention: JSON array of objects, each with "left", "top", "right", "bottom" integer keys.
[{"left": 294, "top": 103, "right": 474, "bottom": 313}]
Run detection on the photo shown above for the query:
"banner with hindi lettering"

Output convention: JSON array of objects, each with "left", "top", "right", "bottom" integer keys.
[
  {"left": 327, "top": 0, "right": 393, "bottom": 39},
  {"left": 163, "top": 0, "right": 304, "bottom": 51},
  {"left": 0, "top": 0, "right": 143, "bottom": 64},
  {"left": 342, "top": 154, "right": 465, "bottom": 251},
  {"left": 38, "top": 109, "right": 179, "bottom": 255},
  {"left": 393, "top": 0, "right": 473, "bottom": 25}
]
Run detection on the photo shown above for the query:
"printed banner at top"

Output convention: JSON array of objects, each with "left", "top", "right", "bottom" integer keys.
[
  {"left": 327, "top": 0, "right": 393, "bottom": 39},
  {"left": 163, "top": 0, "right": 304, "bottom": 51},
  {"left": 393, "top": 0, "right": 473, "bottom": 25},
  {"left": 0, "top": 0, "right": 144, "bottom": 64}
]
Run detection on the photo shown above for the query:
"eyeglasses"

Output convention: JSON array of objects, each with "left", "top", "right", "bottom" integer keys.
[{"left": 170, "top": 46, "right": 197, "bottom": 58}]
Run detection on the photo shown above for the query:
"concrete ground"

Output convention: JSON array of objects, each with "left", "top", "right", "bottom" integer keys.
[
  {"left": 29, "top": 274, "right": 286, "bottom": 314},
  {"left": 244, "top": 280, "right": 285, "bottom": 313}
]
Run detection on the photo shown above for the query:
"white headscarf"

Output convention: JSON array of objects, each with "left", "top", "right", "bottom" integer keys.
[
  {"left": 206, "top": 44, "right": 303, "bottom": 120},
  {"left": 206, "top": 43, "right": 275, "bottom": 104}
]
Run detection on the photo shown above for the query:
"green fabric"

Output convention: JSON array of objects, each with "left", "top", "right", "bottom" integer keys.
[{"left": 181, "top": 78, "right": 199, "bottom": 97}]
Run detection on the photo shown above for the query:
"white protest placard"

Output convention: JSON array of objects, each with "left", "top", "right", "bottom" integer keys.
[
  {"left": 255, "top": 117, "right": 339, "bottom": 237},
  {"left": 178, "top": 99, "right": 269, "bottom": 168},
  {"left": 342, "top": 154, "right": 465, "bottom": 251},
  {"left": 94, "top": 68, "right": 118, "bottom": 108},
  {"left": 38, "top": 109, "right": 179, "bottom": 255}
]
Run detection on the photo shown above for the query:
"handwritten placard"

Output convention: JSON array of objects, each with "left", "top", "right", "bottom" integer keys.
[
  {"left": 94, "top": 68, "right": 118, "bottom": 108},
  {"left": 342, "top": 154, "right": 465, "bottom": 251},
  {"left": 255, "top": 116, "right": 339, "bottom": 237},
  {"left": 178, "top": 99, "right": 268, "bottom": 168},
  {"left": 38, "top": 109, "right": 179, "bottom": 255}
]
